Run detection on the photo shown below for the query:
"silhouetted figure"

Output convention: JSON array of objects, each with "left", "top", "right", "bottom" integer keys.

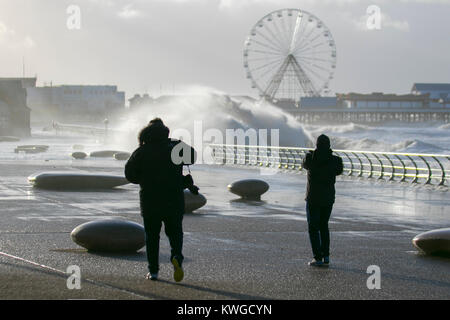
[
  {"left": 302, "top": 134, "right": 343, "bottom": 267},
  {"left": 125, "top": 118, "right": 196, "bottom": 281}
]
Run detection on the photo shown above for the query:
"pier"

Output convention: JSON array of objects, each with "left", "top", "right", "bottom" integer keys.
[
  {"left": 293, "top": 109, "right": 450, "bottom": 124},
  {"left": 274, "top": 89, "right": 450, "bottom": 124}
]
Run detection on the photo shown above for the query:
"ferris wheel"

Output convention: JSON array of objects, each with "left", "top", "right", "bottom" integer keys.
[{"left": 243, "top": 8, "right": 337, "bottom": 102}]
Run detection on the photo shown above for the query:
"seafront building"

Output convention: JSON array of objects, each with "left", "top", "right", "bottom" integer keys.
[
  {"left": 274, "top": 83, "right": 450, "bottom": 123},
  {"left": 24, "top": 79, "right": 125, "bottom": 122},
  {"left": 128, "top": 93, "right": 153, "bottom": 109},
  {"left": 0, "top": 77, "right": 34, "bottom": 137}
]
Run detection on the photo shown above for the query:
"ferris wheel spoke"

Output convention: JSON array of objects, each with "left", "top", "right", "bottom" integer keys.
[
  {"left": 254, "top": 57, "right": 289, "bottom": 83},
  {"left": 292, "top": 24, "right": 327, "bottom": 53},
  {"left": 292, "top": 23, "right": 317, "bottom": 53},
  {"left": 246, "top": 48, "right": 284, "bottom": 56},
  {"left": 263, "top": 56, "right": 293, "bottom": 97},
  {"left": 248, "top": 57, "right": 284, "bottom": 73},
  {"left": 289, "top": 13, "right": 305, "bottom": 54},
  {"left": 296, "top": 55, "right": 329, "bottom": 74},
  {"left": 303, "top": 32, "right": 324, "bottom": 47},
  {"left": 287, "top": 14, "right": 297, "bottom": 51},
  {"left": 291, "top": 12, "right": 309, "bottom": 51},
  {"left": 253, "top": 29, "right": 288, "bottom": 55},
  {"left": 295, "top": 65, "right": 327, "bottom": 91},
  {"left": 272, "top": 15, "right": 291, "bottom": 51},
  {"left": 256, "top": 62, "right": 287, "bottom": 82},
  {"left": 296, "top": 55, "right": 335, "bottom": 64},
  {"left": 263, "top": 22, "right": 290, "bottom": 52},
  {"left": 249, "top": 38, "right": 284, "bottom": 55},
  {"left": 294, "top": 44, "right": 332, "bottom": 58},
  {"left": 285, "top": 15, "right": 297, "bottom": 50},
  {"left": 297, "top": 57, "right": 333, "bottom": 74},
  {"left": 302, "top": 57, "right": 332, "bottom": 79},
  {"left": 298, "top": 49, "right": 335, "bottom": 56},
  {"left": 290, "top": 58, "right": 320, "bottom": 96},
  {"left": 292, "top": 39, "right": 328, "bottom": 57},
  {"left": 246, "top": 55, "right": 285, "bottom": 63},
  {"left": 279, "top": 15, "right": 292, "bottom": 51}
]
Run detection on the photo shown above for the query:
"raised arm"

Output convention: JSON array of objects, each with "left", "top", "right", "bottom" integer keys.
[
  {"left": 125, "top": 147, "right": 143, "bottom": 184},
  {"left": 335, "top": 156, "right": 344, "bottom": 176},
  {"left": 302, "top": 152, "right": 313, "bottom": 170}
]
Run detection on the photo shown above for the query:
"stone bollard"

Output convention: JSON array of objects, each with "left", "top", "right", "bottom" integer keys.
[
  {"left": 28, "top": 172, "right": 129, "bottom": 190},
  {"left": 184, "top": 190, "right": 207, "bottom": 213},
  {"left": 71, "top": 219, "right": 145, "bottom": 253},
  {"left": 227, "top": 179, "right": 269, "bottom": 200},
  {"left": 412, "top": 227, "right": 450, "bottom": 256},
  {"left": 113, "top": 152, "right": 131, "bottom": 161},
  {"left": 71, "top": 152, "right": 87, "bottom": 159}
]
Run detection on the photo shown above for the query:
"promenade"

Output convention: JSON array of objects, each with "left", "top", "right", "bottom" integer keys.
[{"left": 0, "top": 159, "right": 449, "bottom": 300}]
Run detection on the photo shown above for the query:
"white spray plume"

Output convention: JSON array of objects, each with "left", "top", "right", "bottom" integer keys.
[{"left": 112, "top": 85, "right": 312, "bottom": 150}]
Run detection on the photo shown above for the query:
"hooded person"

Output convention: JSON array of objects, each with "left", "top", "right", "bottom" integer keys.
[
  {"left": 302, "top": 134, "right": 343, "bottom": 267},
  {"left": 125, "top": 118, "right": 196, "bottom": 281}
]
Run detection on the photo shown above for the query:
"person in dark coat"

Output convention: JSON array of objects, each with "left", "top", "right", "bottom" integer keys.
[
  {"left": 125, "top": 118, "right": 196, "bottom": 281},
  {"left": 302, "top": 134, "right": 343, "bottom": 267}
]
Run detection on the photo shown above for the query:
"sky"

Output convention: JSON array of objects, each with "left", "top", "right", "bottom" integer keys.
[{"left": 0, "top": 0, "right": 449, "bottom": 100}]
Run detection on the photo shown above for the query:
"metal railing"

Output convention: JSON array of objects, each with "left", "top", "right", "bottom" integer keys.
[
  {"left": 40, "top": 121, "right": 450, "bottom": 186},
  {"left": 50, "top": 123, "right": 122, "bottom": 137},
  {"left": 208, "top": 144, "right": 450, "bottom": 186}
]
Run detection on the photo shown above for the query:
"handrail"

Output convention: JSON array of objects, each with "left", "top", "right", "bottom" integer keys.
[
  {"left": 209, "top": 143, "right": 450, "bottom": 159},
  {"left": 50, "top": 122, "right": 123, "bottom": 137},
  {"left": 208, "top": 144, "right": 450, "bottom": 186}
]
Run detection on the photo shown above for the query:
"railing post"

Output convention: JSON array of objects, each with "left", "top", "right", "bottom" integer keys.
[
  {"left": 298, "top": 150, "right": 305, "bottom": 171},
  {"left": 419, "top": 156, "right": 432, "bottom": 184},
  {"left": 362, "top": 153, "right": 374, "bottom": 178},
  {"left": 352, "top": 152, "right": 363, "bottom": 177},
  {"left": 394, "top": 155, "right": 407, "bottom": 182},
  {"left": 295, "top": 150, "right": 302, "bottom": 171},
  {"left": 383, "top": 154, "right": 395, "bottom": 181},
  {"left": 342, "top": 152, "right": 354, "bottom": 176},
  {"left": 281, "top": 148, "right": 288, "bottom": 169},
  {"left": 407, "top": 155, "right": 419, "bottom": 183},
  {"left": 373, "top": 153, "right": 384, "bottom": 179},
  {"left": 432, "top": 156, "right": 446, "bottom": 186}
]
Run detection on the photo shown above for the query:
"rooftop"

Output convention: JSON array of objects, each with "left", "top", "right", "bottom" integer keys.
[
  {"left": 412, "top": 83, "right": 450, "bottom": 92},
  {"left": 337, "top": 92, "right": 429, "bottom": 101}
]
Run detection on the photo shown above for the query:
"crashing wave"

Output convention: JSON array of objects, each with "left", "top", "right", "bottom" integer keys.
[{"left": 113, "top": 88, "right": 311, "bottom": 149}]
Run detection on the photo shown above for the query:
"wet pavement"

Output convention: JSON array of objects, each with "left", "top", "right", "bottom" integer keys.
[{"left": 0, "top": 158, "right": 449, "bottom": 299}]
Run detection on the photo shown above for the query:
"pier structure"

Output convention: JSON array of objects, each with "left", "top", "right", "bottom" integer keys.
[{"left": 274, "top": 83, "right": 450, "bottom": 123}]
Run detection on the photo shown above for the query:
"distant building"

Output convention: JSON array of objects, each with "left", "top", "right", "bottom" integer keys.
[
  {"left": 299, "top": 97, "right": 339, "bottom": 109},
  {"left": 411, "top": 83, "right": 450, "bottom": 108},
  {"left": 27, "top": 84, "right": 125, "bottom": 121},
  {"left": 278, "top": 90, "right": 448, "bottom": 123},
  {"left": 337, "top": 92, "right": 429, "bottom": 109},
  {"left": 0, "top": 78, "right": 34, "bottom": 137},
  {"left": 411, "top": 83, "right": 450, "bottom": 99},
  {"left": 128, "top": 93, "right": 153, "bottom": 109}
]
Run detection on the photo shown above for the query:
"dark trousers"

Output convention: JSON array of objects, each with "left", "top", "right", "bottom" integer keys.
[
  {"left": 306, "top": 202, "right": 333, "bottom": 260},
  {"left": 142, "top": 212, "right": 184, "bottom": 274}
]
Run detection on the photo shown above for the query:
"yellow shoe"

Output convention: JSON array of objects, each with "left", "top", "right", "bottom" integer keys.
[{"left": 171, "top": 257, "right": 184, "bottom": 283}]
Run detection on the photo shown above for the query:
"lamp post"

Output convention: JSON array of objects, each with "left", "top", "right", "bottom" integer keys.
[{"left": 103, "top": 118, "right": 109, "bottom": 142}]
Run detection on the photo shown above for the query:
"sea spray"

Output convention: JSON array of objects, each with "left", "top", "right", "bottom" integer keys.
[{"left": 111, "top": 86, "right": 311, "bottom": 150}]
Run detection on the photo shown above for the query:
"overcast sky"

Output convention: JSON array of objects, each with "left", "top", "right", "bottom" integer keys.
[{"left": 0, "top": 0, "right": 449, "bottom": 99}]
